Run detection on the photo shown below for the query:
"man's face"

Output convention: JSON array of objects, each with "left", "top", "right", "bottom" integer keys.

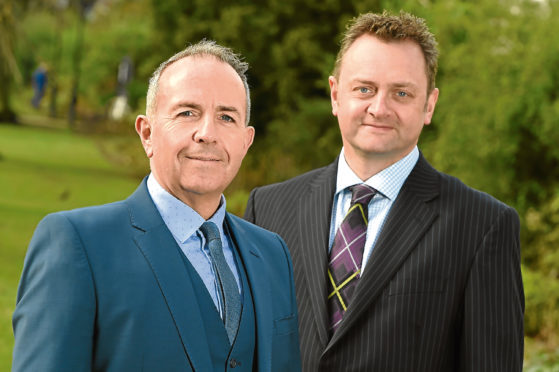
[
  {"left": 330, "top": 34, "right": 438, "bottom": 168},
  {"left": 137, "top": 56, "right": 254, "bottom": 206}
]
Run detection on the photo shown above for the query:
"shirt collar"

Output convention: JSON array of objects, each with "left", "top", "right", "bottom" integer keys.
[
  {"left": 146, "top": 173, "right": 227, "bottom": 243},
  {"left": 336, "top": 146, "right": 419, "bottom": 201}
]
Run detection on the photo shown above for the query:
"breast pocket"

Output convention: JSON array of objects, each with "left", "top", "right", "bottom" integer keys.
[
  {"left": 273, "top": 314, "right": 298, "bottom": 336},
  {"left": 271, "top": 314, "right": 301, "bottom": 371}
]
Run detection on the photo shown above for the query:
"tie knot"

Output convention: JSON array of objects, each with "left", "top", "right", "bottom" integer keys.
[
  {"left": 199, "top": 221, "right": 221, "bottom": 242},
  {"left": 350, "top": 184, "right": 376, "bottom": 206}
]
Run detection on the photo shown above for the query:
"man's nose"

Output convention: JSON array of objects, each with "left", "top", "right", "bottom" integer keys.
[
  {"left": 366, "top": 92, "right": 391, "bottom": 118},
  {"left": 193, "top": 115, "right": 217, "bottom": 143}
]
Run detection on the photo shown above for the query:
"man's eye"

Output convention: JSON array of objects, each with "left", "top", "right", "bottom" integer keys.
[
  {"left": 220, "top": 114, "right": 235, "bottom": 123},
  {"left": 359, "top": 87, "right": 370, "bottom": 94},
  {"left": 179, "top": 111, "right": 193, "bottom": 117},
  {"left": 397, "top": 91, "right": 408, "bottom": 97}
]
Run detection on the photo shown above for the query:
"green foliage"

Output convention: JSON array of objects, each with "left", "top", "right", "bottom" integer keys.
[
  {"left": 523, "top": 266, "right": 559, "bottom": 340},
  {"left": 525, "top": 336, "right": 559, "bottom": 371},
  {"left": 524, "top": 191, "right": 559, "bottom": 276},
  {"left": 0, "top": 0, "right": 21, "bottom": 120},
  {"left": 16, "top": 0, "right": 154, "bottom": 117},
  {"left": 423, "top": 0, "right": 559, "bottom": 210},
  {"left": 80, "top": 1, "right": 154, "bottom": 111},
  {"left": 225, "top": 189, "right": 251, "bottom": 217}
]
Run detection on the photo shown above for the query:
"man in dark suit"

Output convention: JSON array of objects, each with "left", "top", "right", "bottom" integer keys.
[
  {"left": 13, "top": 40, "right": 301, "bottom": 372},
  {"left": 244, "top": 11, "right": 524, "bottom": 371}
]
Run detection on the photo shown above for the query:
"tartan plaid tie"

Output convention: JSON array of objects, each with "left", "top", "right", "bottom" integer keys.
[{"left": 328, "top": 184, "right": 377, "bottom": 331}]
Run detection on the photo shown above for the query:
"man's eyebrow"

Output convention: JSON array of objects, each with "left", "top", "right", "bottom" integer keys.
[
  {"left": 353, "top": 78, "right": 376, "bottom": 85},
  {"left": 171, "top": 102, "right": 203, "bottom": 111},
  {"left": 217, "top": 105, "right": 241, "bottom": 114},
  {"left": 390, "top": 81, "right": 421, "bottom": 91},
  {"left": 353, "top": 79, "right": 419, "bottom": 90}
]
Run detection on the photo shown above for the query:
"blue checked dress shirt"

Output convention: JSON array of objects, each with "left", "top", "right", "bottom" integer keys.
[
  {"left": 329, "top": 146, "right": 419, "bottom": 274},
  {"left": 147, "top": 174, "right": 241, "bottom": 319}
]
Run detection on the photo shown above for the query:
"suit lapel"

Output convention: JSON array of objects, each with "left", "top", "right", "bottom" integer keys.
[
  {"left": 298, "top": 160, "right": 338, "bottom": 346},
  {"left": 326, "top": 154, "right": 441, "bottom": 349},
  {"left": 125, "top": 180, "right": 213, "bottom": 371},
  {"left": 226, "top": 214, "right": 273, "bottom": 372}
]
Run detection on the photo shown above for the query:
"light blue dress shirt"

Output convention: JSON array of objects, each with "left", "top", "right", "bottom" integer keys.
[
  {"left": 147, "top": 174, "right": 241, "bottom": 318},
  {"left": 329, "top": 146, "right": 419, "bottom": 274}
]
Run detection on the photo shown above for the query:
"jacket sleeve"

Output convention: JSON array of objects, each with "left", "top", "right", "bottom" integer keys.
[
  {"left": 12, "top": 213, "right": 96, "bottom": 372},
  {"left": 459, "top": 206, "right": 524, "bottom": 372}
]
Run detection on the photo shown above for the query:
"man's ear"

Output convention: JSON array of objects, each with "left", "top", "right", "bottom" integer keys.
[
  {"left": 135, "top": 115, "right": 154, "bottom": 158},
  {"left": 243, "top": 125, "right": 255, "bottom": 152},
  {"left": 424, "top": 88, "right": 439, "bottom": 125},
  {"left": 329, "top": 76, "right": 339, "bottom": 117}
]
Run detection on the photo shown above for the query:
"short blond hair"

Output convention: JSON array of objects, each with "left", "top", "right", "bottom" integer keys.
[
  {"left": 146, "top": 40, "right": 251, "bottom": 125},
  {"left": 333, "top": 11, "right": 439, "bottom": 93}
]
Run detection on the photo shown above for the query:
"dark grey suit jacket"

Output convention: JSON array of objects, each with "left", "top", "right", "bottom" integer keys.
[{"left": 244, "top": 154, "right": 524, "bottom": 372}]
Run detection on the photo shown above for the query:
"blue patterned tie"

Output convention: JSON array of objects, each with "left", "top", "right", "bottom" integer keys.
[{"left": 199, "top": 222, "right": 241, "bottom": 344}]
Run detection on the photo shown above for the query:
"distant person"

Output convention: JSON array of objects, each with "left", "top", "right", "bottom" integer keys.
[
  {"left": 110, "top": 56, "right": 134, "bottom": 120},
  {"left": 31, "top": 63, "right": 47, "bottom": 108},
  {"left": 13, "top": 40, "right": 301, "bottom": 372},
  {"left": 116, "top": 55, "right": 133, "bottom": 96},
  {"left": 245, "top": 11, "right": 524, "bottom": 371}
]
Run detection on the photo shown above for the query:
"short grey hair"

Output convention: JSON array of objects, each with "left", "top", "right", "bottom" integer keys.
[{"left": 146, "top": 40, "right": 251, "bottom": 125}]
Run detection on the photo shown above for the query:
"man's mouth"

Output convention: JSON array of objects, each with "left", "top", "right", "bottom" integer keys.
[
  {"left": 186, "top": 154, "right": 221, "bottom": 161},
  {"left": 362, "top": 122, "right": 393, "bottom": 130}
]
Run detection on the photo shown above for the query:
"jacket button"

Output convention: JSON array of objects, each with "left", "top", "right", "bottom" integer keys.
[{"left": 229, "top": 358, "right": 240, "bottom": 368}]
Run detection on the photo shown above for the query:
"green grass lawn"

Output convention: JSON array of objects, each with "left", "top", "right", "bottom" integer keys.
[{"left": 0, "top": 124, "right": 142, "bottom": 370}]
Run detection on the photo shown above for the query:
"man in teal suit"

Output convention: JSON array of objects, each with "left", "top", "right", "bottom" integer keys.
[{"left": 12, "top": 40, "right": 301, "bottom": 372}]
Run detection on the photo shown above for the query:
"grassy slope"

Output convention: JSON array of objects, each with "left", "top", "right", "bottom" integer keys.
[{"left": 0, "top": 124, "right": 141, "bottom": 370}]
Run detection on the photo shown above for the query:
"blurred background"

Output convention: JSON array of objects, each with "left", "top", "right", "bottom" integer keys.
[{"left": 1, "top": 0, "right": 558, "bottom": 370}]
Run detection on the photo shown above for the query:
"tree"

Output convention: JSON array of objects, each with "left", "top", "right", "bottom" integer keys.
[{"left": 0, "top": 0, "right": 21, "bottom": 122}]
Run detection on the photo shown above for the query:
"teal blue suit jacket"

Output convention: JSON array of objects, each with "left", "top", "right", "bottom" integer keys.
[{"left": 12, "top": 180, "right": 301, "bottom": 371}]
